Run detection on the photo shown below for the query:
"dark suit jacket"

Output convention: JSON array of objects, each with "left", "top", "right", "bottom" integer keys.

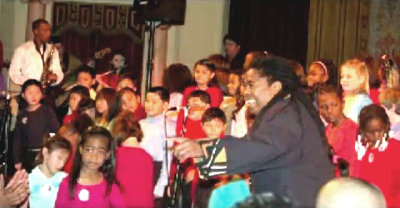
[{"left": 224, "top": 98, "right": 334, "bottom": 207}]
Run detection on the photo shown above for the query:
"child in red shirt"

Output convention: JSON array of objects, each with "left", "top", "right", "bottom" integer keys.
[
  {"left": 181, "top": 58, "right": 223, "bottom": 108},
  {"left": 354, "top": 104, "right": 400, "bottom": 208},
  {"left": 117, "top": 87, "right": 146, "bottom": 121},
  {"left": 63, "top": 86, "right": 90, "bottom": 124},
  {"left": 172, "top": 90, "right": 211, "bottom": 207},
  {"left": 317, "top": 85, "right": 358, "bottom": 176},
  {"left": 112, "top": 112, "right": 154, "bottom": 208}
]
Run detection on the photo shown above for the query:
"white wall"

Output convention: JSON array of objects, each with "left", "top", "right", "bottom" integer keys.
[
  {"left": 167, "top": 0, "right": 230, "bottom": 69},
  {"left": 0, "top": 0, "right": 28, "bottom": 61}
]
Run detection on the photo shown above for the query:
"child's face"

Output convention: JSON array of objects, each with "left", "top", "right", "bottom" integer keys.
[
  {"left": 307, "top": 64, "right": 328, "bottom": 87},
  {"left": 202, "top": 118, "right": 226, "bottom": 139},
  {"left": 80, "top": 137, "right": 110, "bottom": 172},
  {"left": 363, "top": 118, "right": 389, "bottom": 144},
  {"left": 77, "top": 72, "right": 94, "bottom": 89},
  {"left": 194, "top": 65, "right": 214, "bottom": 87},
  {"left": 318, "top": 92, "right": 343, "bottom": 124},
  {"left": 117, "top": 78, "right": 135, "bottom": 92},
  {"left": 121, "top": 91, "right": 139, "bottom": 113},
  {"left": 145, "top": 92, "right": 168, "bottom": 117},
  {"left": 69, "top": 93, "right": 82, "bottom": 112},
  {"left": 340, "top": 67, "right": 364, "bottom": 93},
  {"left": 96, "top": 98, "right": 109, "bottom": 115},
  {"left": 227, "top": 74, "right": 240, "bottom": 96},
  {"left": 187, "top": 97, "right": 209, "bottom": 120},
  {"left": 110, "top": 54, "right": 125, "bottom": 70},
  {"left": 43, "top": 148, "right": 70, "bottom": 175},
  {"left": 23, "top": 85, "right": 43, "bottom": 106}
]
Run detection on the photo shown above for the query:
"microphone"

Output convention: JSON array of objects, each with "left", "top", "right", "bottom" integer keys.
[{"left": 167, "top": 106, "right": 190, "bottom": 111}]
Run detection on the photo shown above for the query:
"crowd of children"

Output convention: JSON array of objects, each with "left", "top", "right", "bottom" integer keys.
[{"left": 8, "top": 47, "right": 400, "bottom": 208}]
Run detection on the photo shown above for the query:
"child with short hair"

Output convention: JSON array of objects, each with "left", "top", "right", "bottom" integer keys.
[
  {"left": 354, "top": 104, "right": 400, "bottom": 208},
  {"left": 76, "top": 66, "right": 96, "bottom": 100},
  {"left": 117, "top": 87, "right": 146, "bottom": 121},
  {"left": 181, "top": 58, "right": 223, "bottom": 108},
  {"left": 13, "top": 79, "right": 60, "bottom": 172},
  {"left": 77, "top": 98, "right": 96, "bottom": 121},
  {"left": 55, "top": 126, "right": 125, "bottom": 208},
  {"left": 95, "top": 88, "right": 119, "bottom": 130},
  {"left": 112, "top": 112, "right": 154, "bottom": 208},
  {"left": 116, "top": 74, "right": 137, "bottom": 92},
  {"left": 317, "top": 85, "right": 358, "bottom": 176},
  {"left": 63, "top": 85, "right": 90, "bottom": 124},
  {"left": 59, "top": 114, "right": 94, "bottom": 173},
  {"left": 199, "top": 107, "right": 251, "bottom": 208},
  {"left": 139, "top": 87, "right": 175, "bottom": 207},
  {"left": 340, "top": 59, "right": 373, "bottom": 123},
  {"left": 29, "top": 135, "right": 71, "bottom": 208},
  {"left": 173, "top": 90, "right": 211, "bottom": 207},
  {"left": 379, "top": 88, "right": 400, "bottom": 140},
  {"left": 176, "top": 90, "right": 211, "bottom": 138}
]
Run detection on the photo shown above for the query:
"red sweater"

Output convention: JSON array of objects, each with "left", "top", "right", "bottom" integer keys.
[
  {"left": 181, "top": 86, "right": 223, "bottom": 108},
  {"left": 132, "top": 105, "right": 147, "bottom": 121},
  {"left": 354, "top": 139, "right": 400, "bottom": 208},
  {"left": 116, "top": 146, "right": 154, "bottom": 208},
  {"left": 369, "top": 88, "right": 381, "bottom": 105},
  {"left": 325, "top": 118, "right": 358, "bottom": 176},
  {"left": 99, "top": 72, "right": 119, "bottom": 89},
  {"left": 63, "top": 111, "right": 80, "bottom": 125}
]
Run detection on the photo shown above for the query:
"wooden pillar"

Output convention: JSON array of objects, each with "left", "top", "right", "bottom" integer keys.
[
  {"left": 151, "top": 25, "right": 170, "bottom": 86},
  {"left": 25, "top": 0, "right": 46, "bottom": 41}
]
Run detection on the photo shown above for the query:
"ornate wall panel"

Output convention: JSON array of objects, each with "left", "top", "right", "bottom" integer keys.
[{"left": 52, "top": 2, "right": 144, "bottom": 43}]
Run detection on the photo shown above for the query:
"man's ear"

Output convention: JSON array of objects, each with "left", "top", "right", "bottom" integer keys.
[{"left": 271, "top": 81, "right": 282, "bottom": 94}]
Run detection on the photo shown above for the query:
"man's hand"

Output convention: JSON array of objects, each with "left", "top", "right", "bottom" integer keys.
[
  {"left": 0, "top": 169, "right": 29, "bottom": 206},
  {"left": 170, "top": 137, "right": 205, "bottom": 162},
  {"left": 47, "top": 73, "right": 57, "bottom": 83},
  {"left": 14, "top": 163, "right": 22, "bottom": 171}
]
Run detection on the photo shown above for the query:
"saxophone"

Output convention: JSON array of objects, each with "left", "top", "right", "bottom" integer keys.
[{"left": 40, "top": 43, "right": 55, "bottom": 88}]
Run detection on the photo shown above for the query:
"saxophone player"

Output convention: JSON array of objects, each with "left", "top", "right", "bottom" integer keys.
[{"left": 9, "top": 19, "right": 63, "bottom": 87}]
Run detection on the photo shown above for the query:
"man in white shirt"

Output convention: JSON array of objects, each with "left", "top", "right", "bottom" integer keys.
[{"left": 9, "top": 19, "right": 63, "bottom": 86}]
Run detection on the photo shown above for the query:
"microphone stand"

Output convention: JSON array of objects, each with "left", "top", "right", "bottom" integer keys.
[
  {"left": 169, "top": 107, "right": 189, "bottom": 208},
  {"left": 0, "top": 94, "right": 11, "bottom": 176}
]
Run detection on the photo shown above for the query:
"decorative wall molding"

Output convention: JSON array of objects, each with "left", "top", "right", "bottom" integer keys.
[
  {"left": 368, "top": 0, "right": 400, "bottom": 59},
  {"left": 52, "top": 2, "right": 144, "bottom": 43}
]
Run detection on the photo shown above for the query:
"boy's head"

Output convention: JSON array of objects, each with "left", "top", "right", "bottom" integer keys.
[
  {"left": 69, "top": 85, "right": 90, "bottom": 112},
  {"left": 117, "top": 87, "right": 140, "bottom": 113},
  {"left": 145, "top": 86, "right": 170, "bottom": 117},
  {"left": 77, "top": 98, "right": 96, "bottom": 120},
  {"left": 201, "top": 107, "right": 226, "bottom": 139},
  {"left": 76, "top": 66, "right": 95, "bottom": 89},
  {"left": 187, "top": 90, "right": 211, "bottom": 120},
  {"left": 317, "top": 85, "right": 344, "bottom": 125},
  {"left": 379, "top": 88, "right": 400, "bottom": 123},
  {"left": 117, "top": 74, "right": 137, "bottom": 92}
]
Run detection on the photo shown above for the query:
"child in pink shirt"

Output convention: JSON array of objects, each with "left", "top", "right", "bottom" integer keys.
[{"left": 55, "top": 126, "right": 125, "bottom": 208}]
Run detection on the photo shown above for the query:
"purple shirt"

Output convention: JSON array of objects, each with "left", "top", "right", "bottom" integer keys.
[{"left": 55, "top": 176, "right": 126, "bottom": 208}]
